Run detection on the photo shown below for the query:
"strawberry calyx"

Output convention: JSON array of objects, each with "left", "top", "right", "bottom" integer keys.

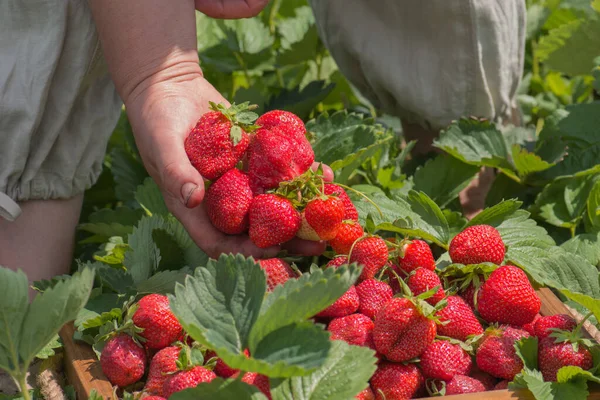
[
  {"left": 389, "top": 272, "right": 446, "bottom": 322},
  {"left": 96, "top": 299, "right": 146, "bottom": 347},
  {"left": 175, "top": 345, "right": 206, "bottom": 372},
  {"left": 425, "top": 379, "right": 446, "bottom": 397},
  {"left": 548, "top": 311, "right": 596, "bottom": 352},
  {"left": 208, "top": 101, "right": 260, "bottom": 143},
  {"left": 434, "top": 335, "right": 476, "bottom": 354}
]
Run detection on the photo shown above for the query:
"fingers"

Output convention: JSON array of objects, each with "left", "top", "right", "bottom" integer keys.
[
  {"left": 282, "top": 238, "right": 327, "bottom": 257},
  {"left": 194, "top": 0, "right": 269, "bottom": 19},
  {"left": 311, "top": 162, "right": 334, "bottom": 183}
]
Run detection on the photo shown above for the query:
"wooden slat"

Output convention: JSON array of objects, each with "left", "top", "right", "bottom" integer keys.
[
  {"left": 442, "top": 386, "right": 600, "bottom": 400},
  {"left": 59, "top": 322, "right": 114, "bottom": 400}
]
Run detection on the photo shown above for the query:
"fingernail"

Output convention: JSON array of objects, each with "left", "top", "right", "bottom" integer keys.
[{"left": 181, "top": 182, "right": 198, "bottom": 207}]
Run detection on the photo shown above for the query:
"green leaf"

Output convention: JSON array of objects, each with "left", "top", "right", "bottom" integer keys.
[
  {"left": 511, "top": 144, "right": 555, "bottom": 179},
  {"left": 560, "top": 289, "right": 600, "bottom": 326},
  {"left": 74, "top": 292, "right": 124, "bottom": 331},
  {"left": 586, "top": 180, "right": 600, "bottom": 231},
  {"left": 541, "top": 143, "right": 600, "bottom": 181},
  {"left": 152, "top": 229, "right": 185, "bottom": 271},
  {"left": 466, "top": 199, "right": 523, "bottom": 228},
  {"left": 35, "top": 335, "right": 62, "bottom": 360},
  {"left": 135, "top": 178, "right": 169, "bottom": 216},
  {"left": 79, "top": 207, "right": 142, "bottom": 238},
  {"left": 557, "top": 366, "right": 600, "bottom": 384},
  {"left": 0, "top": 268, "right": 94, "bottom": 378},
  {"left": 249, "top": 265, "right": 361, "bottom": 351},
  {"left": 136, "top": 269, "right": 190, "bottom": 294},
  {"left": 515, "top": 336, "right": 539, "bottom": 370},
  {"left": 265, "top": 81, "right": 334, "bottom": 120},
  {"left": 94, "top": 264, "right": 135, "bottom": 294},
  {"left": 123, "top": 215, "right": 163, "bottom": 282},
  {"left": 561, "top": 232, "right": 600, "bottom": 267},
  {"left": 109, "top": 147, "right": 148, "bottom": 203},
  {"left": 413, "top": 155, "right": 479, "bottom": 207},
  {"left": 270, "top": 341, "right": 377, "bottom": 400},
  {"left": 170, "top": 378, "right": 267, "bottom": 400},
  {"left": 219, "top": 19, "right": 274, "bottom": 55}
]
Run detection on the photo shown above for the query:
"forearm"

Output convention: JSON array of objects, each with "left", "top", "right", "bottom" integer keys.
[{"left": 89, "top": 0, "right": 202, "bottom": 106}]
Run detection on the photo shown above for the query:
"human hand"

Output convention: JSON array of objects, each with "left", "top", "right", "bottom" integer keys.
[
  {"left": 125, "top": 70, "right": 333, "bottom": 259},
  {"left": 194, "top": 0, "right": 270, "bottom": 19}
]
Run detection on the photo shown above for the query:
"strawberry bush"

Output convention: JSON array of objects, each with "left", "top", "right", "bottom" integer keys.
[{"left": 2, "top": 1, "right": 600, "bottom": 399}]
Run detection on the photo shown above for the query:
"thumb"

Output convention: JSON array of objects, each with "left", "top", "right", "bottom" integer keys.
[{"left": 160, "top": 154, "right": 206, "bottom": 209}]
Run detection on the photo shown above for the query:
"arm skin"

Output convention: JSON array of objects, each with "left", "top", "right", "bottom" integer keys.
[{"left": 89, "top": 1, "right": 331, "bottom": 258}]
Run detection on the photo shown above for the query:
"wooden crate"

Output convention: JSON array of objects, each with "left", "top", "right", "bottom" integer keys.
[{"left": 60, "top": 288, "right": 599, "bottom": 400}]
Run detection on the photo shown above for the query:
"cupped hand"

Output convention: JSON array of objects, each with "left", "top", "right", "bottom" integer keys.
[{"left": 125, "top": 71, "right": 333, "bottom": 259}]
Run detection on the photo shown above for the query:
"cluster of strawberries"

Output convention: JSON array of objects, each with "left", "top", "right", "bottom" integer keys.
[{"left": 187, "top": 103, "right": 353, "bottom": 249}]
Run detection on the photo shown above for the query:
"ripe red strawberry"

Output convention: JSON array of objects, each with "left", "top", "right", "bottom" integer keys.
[
  {"left": 185, "top": 105, "right": 252, "bottom": 181},
  {"left": 436, "top": 296, "right": 483, "bottom": 342},
  {"left": 350, "top": 237, "right": 389, "bottom": 281},
  {"left": 100, "top": 334, "right": 146, "bottom": 387},
  {"left": 247, "top": 125, "right": 314, "bottom": 193},
  {"left": 477, "top": 265, "right": 541, "bottom": 326},
  {"left": 538, "top": 336, "right": 593, "bottom": 381},
  {"left": 316, "top": 286, "right": 360, "bottom": 318},
  {"left": 257, "top": 259, "right": 296, "bottom": 291},
  {"left": 249, "top": 194, "right": 301, "bottom": 248},
  {"left": 144, "top": 346, "right": 180, "bottom": 395},
  {"left": 327, "top": 313, "right": 375, "bottom": 350},
  {"left": 235, "top": 372, "right": 272, "bottom": 399},
  {"left": 398, "top": 239, "right": 436, "bottom": 273},
  {"left": 476, "top": 325, "right": 529, "bottom": 380},
  {"left": 143, "top": 397, "right": 166, "bottom": 400},
  {"left": 440, "top": 375, "right": 487, "bottom": 395},
  {"left": 304, "top": 196, "right": 345, "bottom": 240},
  {"left": 522, "top": 313, "right": 541, "bottom": 336},
  {"left": 256, "top": 109, "right": 305, "bottom": 133},
  {"left": 494, "top": 380, "right": 509, "bottom": 390},
  {"left": 323, "top": 184, "right": 359, "bottom": 221},
  {"left": 406, "top": 268, "right": 445, "bottom": 306},
  {"left": 449, "top": 225, "right": 505, "bottom": 265},
  {"left": 329, "top": 220, "right": 364, "bottom": 254},
  {"left": 205, "top": 349, "right": 250, "bottom": 378},
  {"left": 370, "top": 362, "right": 424, "bottom": 400},
  {"left": 373, "top": 297, "right": 436, "bottom": 362},
  {"left": 469, "top": 368, "right": 498, "bottom": 390},
  {"left": 132, "top": 294, "right": 182, "bottom": 350},
  {"left": 355, "top": 387, "right": 375, "bottom": 400},
  {"left": 534, "top": 314, "right": 577, "bottom": 339},
  {"left": 327, "top": 256, "right": 348, "bottom": 268},
  {"left": 163, "top": 366, "right": 216, "bottom": 398},
  {"left": 204, "top": 169, "right": 253, "bottom": 234},
  {"left": 420, "top": 340, "right": 472, "bottom": 381},
  {"left": 355, "top": 279, "right": 393, "bottom": 320}
]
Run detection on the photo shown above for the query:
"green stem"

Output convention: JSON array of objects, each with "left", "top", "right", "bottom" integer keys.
[
  {"left": 335, "top": 183, "right": 384, "bottom": 218},
  {"left": 573, "top": 311, "right": 594, "bottom": 338},
  {"left": 268, "top": 0, "right": 282, "bottom": 34},
  {"left": 233, "top": 52, "right": 251, "bottom": 84},
  {"left": 18, "top": 374, "right": 31, "bottom": 400}
]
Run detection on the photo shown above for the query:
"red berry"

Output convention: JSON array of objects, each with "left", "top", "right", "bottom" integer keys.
[
  {"left": 355, "top": 387, "right": 375, "bottom": 400},
  {"left": 316, "top": 286, "right": 360, "bottom": 318},
  {"left": 237, "top": 372, "right": 272, "bottom": 399},
  {"left": 469, "top": 368, "right": 498, "bottom": 390},
  {"left": 477, "top": 265, "right": 541, "bottom": 326},
  {"left": 355, "top": 279, "right": 393, "bottom": 320},
  {"left": 522, "top": 313, "right": 542, "bottom": 336},
  {"left": 100, "top": 334, "right": 146, "bottom": 387},
  {"left": 249, "top": 194, "right": 301, "bottom": 248},
  {"left": 329, "top": 220, "right": 364, "bottom": 255},
  {"left": 449, "top": 225, "right": 505, "bottom": 265},
  {"left": 163, "top": 366, "right": 216, "bottom": 398},
  {"left": 538, "top": 336, "right": 593, "bottom": 382},
  {"left": 494, "top": 380, "right": 509, "bottom": 390},
  {"left": 370, "top": 362, "right": 424, "bottom": 400},
  {"left": 256, "top": 110, "right": 305, "bottom": 133},
  {"left": 323, "top": 184, "right": 359, "bottom": 221},
  {"left": 420, "top": 340, "right": 472, "bottom": 381},
  {"left": 327, "top": 256, "right": 348, "bottom": 268},
  {"left": 406, "top": 268, "right": 445, "bottom": 306},
  {"left": 133, "top": 294, "right": 182, "bottom": 350},
  {"left": 534, "top": 314, "right": 577, "bottom": 339},
  {"left": 435, "top": 296, "right": 483, "bottom": 342},
  {"left": 442, "top": 375, "right": 487, "bottom": 395},
  {"left": 257, "top": 259, "right": 296, "bottom": 291},
  {"left": 328, "top": 313, "right": 375, "bottom": 350},
  {"left": 476, "top": 326, "right": 529, "bottom": 380},
  {"left": 205, "top": 349, "right": 250, "bottom": 378},
  {"left": 304, "top": 196, "right": 345, "bottom": 241},
  {"left": 350, "top": 237, "right": 389, "bottom": 281},
  {"left": 398, "top": 239, "right": 435, "bottom": 273},
  {"left": 205, "top": 169, "right": 253, "bottom": 234},
  {"left": 144, "top": 346, "right": 180, "bottom": 396}
]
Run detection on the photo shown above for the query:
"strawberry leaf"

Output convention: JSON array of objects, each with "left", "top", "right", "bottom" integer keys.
[
  {"left": 561, "top": 232, "right": 600, "bottom": 267},
  {"left": 265, "top": 81, "right": 334, "bottom": 121},
  {"left": 269, "top": 341, "right": 377, "bottom": 400},
  {"left": 135, "top": 178, "right": 169, "bottom": 216},
  {"left": 109, "top": 147, "right": 149, "bottom": 203},
  {"left": 515, "top": 336, "right": 539, "bottom": 370},
  {"left": 35, "top": 335, "right": 62, "bottom": 360},
  {"left": 170, "top": 377, "right": 268, "bottom": 400},
  {"left": 559, "top": 289, "right": 600, "bottom": 327}
]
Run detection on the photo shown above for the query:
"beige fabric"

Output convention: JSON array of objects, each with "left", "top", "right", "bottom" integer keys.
[
  {"left": 0, "top": 0, "right": 121, "bottom": 218},
  {"left": 310, "top": 0, "right": 526, "bottom": 130}
]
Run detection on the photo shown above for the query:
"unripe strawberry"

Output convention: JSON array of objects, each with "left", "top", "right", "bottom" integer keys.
[
  {"left": 435, "top": 296, "right": 483, "bottom": 342},
  {"left": 449, "top": 225, "right": 505, "bottom": 265},
  {"left": 257, "top": 259, "right": 297, "bottom": 291},
  {"left": 329, "top": 220, "right": 364, "bottom": 254},
  {"left": 398, "top": 239, "right": 435, "bottom": 273},
  {"left": 406, "top": 268, "right": 445, "bottom": 306},
  {"left": 534, "top": 314, "right": 577, "bottom": 339},
  {"left": 370, "top": 362, "right": 424, "bottom": 400},
  {"left": 133, "top": 294, "right": 182, "bottom": 350},
  {"left": 476, "top": 325, "right": 529, "bottom": 380},
  {"left": 304, "top": 196, "right": 345, "bottom": 240},
  {"left": 327, "top": 313, "right": 375, "bottom": 350},
  {"left": 144, "top": 346, "right": 180, "bottom": 396},
  {"left": 316, "top": 286, "right": 360, "bottom": 318},
  {"left": 420, "top": 340, "right": 472, "bottom": 381},
  {"left": 477, "top": 265, "right": 541, "bottom": 326},
  {"left": 163, "top": 366, "right": 216, "bottom": 398},
  {"left": 205, "top": 169, "right": 253, "bottom": 234},
  {"left": 323, "top": 184, "right": 359, "bottom": 221},
  {"left": 350, "top": 237, "right": 389, "bottom": 281},
  {"left": 100, "top": 334, "right": 146, "bottom": 387},
  {"left": 249, "top": 194, "right": 301, "bottom": 248},
  {"left": 355, "top": 279, "right": 393, "bottom": 320}
]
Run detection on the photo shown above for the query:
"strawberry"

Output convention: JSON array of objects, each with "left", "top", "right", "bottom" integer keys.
[
  {"left": 204, "top": 169, "right": 253, "bottom": 234},
  {"left": 329, "top": 220, "right": 364, "bottom": 255},
  {"left": 494, "top": 380, "right": 509, "bottom": 390},
  {"left": 100, "top": 334, "right": 146, "bottom": 387},
  {"left": 132, "top": 294, "right": 182, "bottom": 350},
  {"left": 205, "top": 349, "right": 250, "bottom": 378},
  {"left": 296, "top": 212, "right": 320, "bottom": 241},
  {"left": 373, "top": 297, "right": 436, "bottom": 362},
  {"left": 236, "top": 372, "right": 272, "bottom": 399},
  {"left": 449, "top": 224, "right": 505, "bottom": 265},
  {"left": 522, "top": 313, "right": 541, "bottom": 336},
  {"left": 185, "top": 103, "right": 254, "bottom": 181},
  {"left": 477, "top": 265, "right": 541, "bottom": 326},
  {"left": 440, "top": 375, "right": 487, "bottom": 395},
  {"left": 370, "top": 362, "right": 424, "bottom": 400},
  {"left": 163, "top": 366, "right": 216, "bottom": 398},
  {"left": 397, "top": 239, "right": 435, "bottom": 273},
  {"left": 350, "top": 237, "right": 389, "bottom": 281},
  {"left": 316, "top": 286, "right": 360, "bottom": 318},
  {"left": 247, "top": 125, "right": 314, "bottom": 193},
  {"left": 256, "top": 109, "right": 305, "bottom": 132},
  {"left": 534, "top": 314, "right": 577, "bottom": 339},
  {"left": 469, "top": 368, "right": 498, "bottom": 390},
  {"left": 435, "top": 296, "right": 483, "bottom": 341},
  {"left": 257, "top": 259, "right": 296, "bottom": 291},
  {"left": 420, "top": 340, "right": 472, "bottom": 381},
  {"left": 323, "top": 184, "right": 359, "bottom": 221},
  {"left": 327, "top": 313, "right": 375, "bottom": 350},
  {"left": 143, "top": 397, "right": 166, "bottom": 400},
  {"left": 538, "top": 331, "right": 594, "bottom": 381},
  {"left": 303, "top": 196, "right": 345, "bottom": 240},
  {"left": 248, "top": 194, "right": 301, "bottom": 248},
  {"left": 476, "top": 325, "right": 529, "bottom": 380},
  {"left": 144, "top": 346, "right": 180, "bottom": 395},
  {"left": 355, "top": 279, "right": 393, "bottom": 320},
  {"left": 327, "top": 256, "right": 348, "bottom": 268},
  {"left": 355, "top": 387, "right": 375, "bottom": 400},
  {"left": 406, "top": 268, "right": 445, "bottom": 306}
]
